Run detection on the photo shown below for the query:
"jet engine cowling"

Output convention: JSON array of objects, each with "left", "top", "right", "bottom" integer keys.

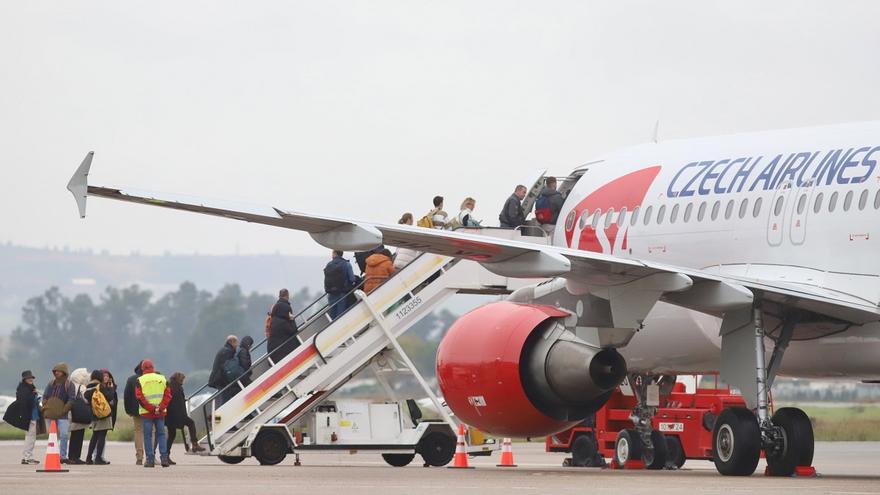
[{"left": 436, "top": 301, "right": 627, "bottom": 438}]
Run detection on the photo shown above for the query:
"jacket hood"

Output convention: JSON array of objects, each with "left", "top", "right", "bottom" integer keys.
[
  {"left": 70, "top": 368, "right": 90, "bottom": 387},
  {"left": 241, "top": 336, "right": 254, "bottom": 349},
  {"left": 51, "top": 362, "right": 69, "bottom": 377},
  {"left": 366, "top": 253, "right": 391, "bottom": 267},
  {"left": 134, "top": 361, "right": 143, "bottom": 374}
]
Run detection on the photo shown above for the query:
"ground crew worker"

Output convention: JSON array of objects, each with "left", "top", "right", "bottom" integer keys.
[{"left": 135, "top": 359, "right": 171, "bottom": 468}]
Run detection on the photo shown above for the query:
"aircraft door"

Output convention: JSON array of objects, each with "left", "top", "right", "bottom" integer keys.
[
  {"left": 766, "top": 180, "right": 793, "bottom": 246},
  {"left": 789, "top": 178, "right": 816, "bottom": 245},
  {"left": 519, "top": 169, "right": 547, "bottom": 217}
]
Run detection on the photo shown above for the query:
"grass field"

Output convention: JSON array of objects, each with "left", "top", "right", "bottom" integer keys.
[{"left": 0, "top": 414, "right": 138, "bottom": 442}]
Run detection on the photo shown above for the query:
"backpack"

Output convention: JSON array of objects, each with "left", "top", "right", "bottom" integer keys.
[
  {"left": 535, "top": 194, "right": 552, "bottom": 224},
  {"left": 71, "top": 389, "right": 94, "bottom": 424},
  {"left": 223, "top": 357, "right": 245, "bottom": 384},
  {"left": 324, "top": 259, "right": 347, "bottom": 293},
  {"left": 265, "top": 303, "right": 276, "bottom": 338},
  {"left": 90, "top": 385, "right": 112, "bottom": 419},
  {"left": 417, "top": 208, "right": 436, "bottom": 228}
]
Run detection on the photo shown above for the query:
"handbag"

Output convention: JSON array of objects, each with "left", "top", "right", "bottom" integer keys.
[{"left": 70, "top": 389, "right": 94, "bottom": 424}]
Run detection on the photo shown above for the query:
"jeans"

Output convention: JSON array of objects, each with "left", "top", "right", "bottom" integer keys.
[
  {"left": 142, "top": 417, "right": 168, "bottom": 463},
  {"left": 22, "top": 420, "right": 38, "bottom": 461},
  {"left": 55, "top": 418, "right": 70, "bottom": 460},
  {"left": 87, "top": 430, "right": 107, "bottom": 462},
  {"left": 328, "top": 292, "right": 347, "bottom": 319}
]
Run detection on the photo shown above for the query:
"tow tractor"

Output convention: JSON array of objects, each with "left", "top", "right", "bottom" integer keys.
[{"left": 547, "top": 375, "right": 751, "bottom": 469}]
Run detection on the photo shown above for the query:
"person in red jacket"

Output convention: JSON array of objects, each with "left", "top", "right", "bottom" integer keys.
[{"left": 134, "top": 359, "right": 172, "bottom": 468}]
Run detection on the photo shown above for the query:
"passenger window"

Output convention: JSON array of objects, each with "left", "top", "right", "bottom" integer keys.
[
  {"left": 618, "top": 207, "right": 628, "bottom": 227},
  {"left": 697, "top": 202, "right": 707, "bottom": 221},
  {"left": 738, "top": 198, "right": 748, "bottom": 219},
  {"left": 657, "top": 205, "right": 666, "bottom": 224},
  {"left": 578, "top": 211, "right": 589, "bottom": 230},
  {"left": 643, "top": 205, "right": 653, "bottom": 226},
  {"left": 630, "top": 206, "right": 640, "bottom": 226},
  {"left": 604, "top": 208, "right": 615, "bottom": 229},
  {"left": 828, "top": 192, "right": 838, "bottom": 212},
  {"left": 724, "top": 199, "right": 734, "bottom": 220},
  {"left": 566, "top": 211, "right": 577, "bottom": 230},
  {"left": 773, "top": 196, "right": 784, "bottom": 216},
  {"left": 875, "top": 190, "right": 880, "bottom": 210},
  {"left": 813, "top": 192, "right": 824, "bottom": 214},
  {"left": 670, "top": 204, "right": 680, "bottom": 223},
  {"left": 683, "top": 203, "right": 693, "bottom": 222},
  {"left": 591, "top": 209, "right": 602, "bottom": 229},
  {"left": 843, "top": 191, "right": 853, "bottom": 211},
  {"left": 711, "top": 201, "right": 720, "bottom": 221},
  {"left": 796, "top": 194, "right": 807, "bottom": 215},
  {"left": 753, "top": 197, "right": 763, "bottom": 217},
  {"left": 859, "top": 189, "right": 868, "bottom": 210}
]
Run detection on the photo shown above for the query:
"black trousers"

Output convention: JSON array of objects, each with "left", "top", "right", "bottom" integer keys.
[
  {"left": 68, "top": 429, "right": 85, "bottom": 461},
  {"left": 87, "top": 430, "right": 107, "bottom": 461},
  {"left": 166, "top": 417, "right": 198, "bottom": 454}
]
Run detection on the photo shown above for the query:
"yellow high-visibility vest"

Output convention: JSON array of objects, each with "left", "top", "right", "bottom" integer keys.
[{"left": 137, "top": 372, "right": 167, "bottom": 415}]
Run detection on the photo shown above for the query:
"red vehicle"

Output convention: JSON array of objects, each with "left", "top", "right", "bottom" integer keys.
[{"left": 546, "top": 379, "right": 749, "bottom": 469}]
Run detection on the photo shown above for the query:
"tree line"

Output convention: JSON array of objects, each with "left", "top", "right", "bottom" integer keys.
[{"left": 0, "top": 283, "right": 456, "bottom": 395}]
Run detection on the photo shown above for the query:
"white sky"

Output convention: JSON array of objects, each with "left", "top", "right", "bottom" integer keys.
[{"left": 2, "top": 1, "right": 879, "bottom": 256}]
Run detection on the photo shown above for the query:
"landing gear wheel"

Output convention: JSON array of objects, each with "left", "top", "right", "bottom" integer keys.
[
  {"left": 252, "top": 429, "right": 289, "bottom": 465},
  {"left": 712, "top": 407, "right": 760, "bottom": 476},
  {"left": 613, "top": 429, "right": 642, "bottom": 468},
  {"left": 382, "top": 453, "right": 416, "bottom": 467},
  {"left": 766, "top": 407, "right": 815, "bottom": 476},
  {"left": 665, "top": 435, "right": 686, "bottom": 469},
  {"left": 642, "top": 430, "right": 668, "bottom": 470},
  {"left": 571, "top": 434, "right": 599, "bottom": 467},
  {"left": 218, "top": 455, "right": 246, "bottom": 465},
  {"left": 418, "top": 432, "right": 456, "bottom": 467}
]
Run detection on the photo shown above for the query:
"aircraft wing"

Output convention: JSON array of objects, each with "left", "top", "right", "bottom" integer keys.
[{"left": 69, "top": 153, "right": 880, "bottom": 325}]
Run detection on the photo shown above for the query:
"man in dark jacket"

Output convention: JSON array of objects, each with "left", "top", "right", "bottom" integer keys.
[
  {"left": 208, "top": 335, "right": 238, "bottom": 405},
  {"left": 123, "top": 361, "right": 146, "bottom": 464},
  {"left": 7, "top": 371, "right": 43, "bottom": 464},
  {"left": 535, "top": 177, "right": 565, "bottom": 233},
  {"left": 499, "top": 185, "right": 528, "bottom": 228},
  {"left": 237, "top": 336, "right": 254, "bottom": 387},
  {"left": 324, "top": 251, "right": 356, "bottom": 320},
  {"left": 267, "top": 288, "right": 300, "bottom": 363}
]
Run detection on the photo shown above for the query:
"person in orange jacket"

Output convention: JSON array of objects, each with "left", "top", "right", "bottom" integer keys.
[{"left": 364, "top": 248, "right": 395, "bottom": 293}]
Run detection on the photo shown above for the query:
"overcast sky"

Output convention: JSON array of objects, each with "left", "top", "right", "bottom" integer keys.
[{"left": 2, "top": 1, "right": 879, "bottom": 256}]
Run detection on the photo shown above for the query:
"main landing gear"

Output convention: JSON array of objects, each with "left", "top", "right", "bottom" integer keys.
[
  {"left": 615, "top": 374, "right": 676, "bottom": 470},
  {"left": 714, "top": 306, "right": 815, "bottom": 476}
]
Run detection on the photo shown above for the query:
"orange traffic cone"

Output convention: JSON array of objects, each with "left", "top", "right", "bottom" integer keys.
[
  {"left": 36, "top": 420, "right": 68, "bottom": 473},
  {"left": 448, "top": 423, "right": 474, "bottom": 469},
  {"left": 496, "top": 438, "right": 517, "bottom": 467}
]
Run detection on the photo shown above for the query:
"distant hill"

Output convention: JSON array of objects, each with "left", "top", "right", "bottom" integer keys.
[{"left": 0, "top": 243, "right": 326, "bottom": 334}]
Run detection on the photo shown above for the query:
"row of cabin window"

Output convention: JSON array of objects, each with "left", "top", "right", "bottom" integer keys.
[{"left": 572, "top": 188, "right": 880, "bottom": 231}]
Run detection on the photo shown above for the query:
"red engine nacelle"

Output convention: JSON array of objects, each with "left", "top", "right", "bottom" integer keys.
[{"left": 437, "top": 301, "right": 626, "bottom": 438}]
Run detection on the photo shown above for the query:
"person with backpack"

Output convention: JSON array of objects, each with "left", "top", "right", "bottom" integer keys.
[
  {"left": 85, "top": 369, "right": 115, "bottom": 465},
  {"left": 267, "top": 289, "right": 300, "bottom": 363},
  {"left": 449, "top": 197, "right": 482, "bottom": 229},
  {"left": 134, "top": 359, "right": 172, "bottom": 468},
  {"left": 499, "top": 185, "right": 528, "bottom": 229},
  {"left": 237, "top": 336, "right": 254, "bottom": 387},
  {"left": 535, "top": 177, "right": 565, "bottom": 234},
  {"left": 417, "top": 195, "right": 448, "bottom": 229},
  {"left": 208, "top": 335, "right": 238, "bottom": 406},
  {"left": 3, "top": 370, "right": 45, "bottom": 465},
  {"left": 66, "top": 367, "right": 91, "bottom": 465},
  {"left": 41, "top": 362, "right": 75, "bottom": 463},
  {"left": 165, "top": 372, "right": 206, "bottom": 465},
  {"left": 324, "top": 250, "right": 356, "bottom": 319}
]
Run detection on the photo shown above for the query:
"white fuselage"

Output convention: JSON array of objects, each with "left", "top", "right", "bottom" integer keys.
[{"left": 551, "top": 121, "right": 880, "bottom": 379}]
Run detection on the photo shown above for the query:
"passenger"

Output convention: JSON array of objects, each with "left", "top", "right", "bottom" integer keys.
[
  {"left": 102, "top": 370, "right": 119, "bottom": 429},
  {"left": 454, "top": 197, "right": 482, "bottom": 228},
  {"left": 267, "top": 289, "right": 301, "bottom": 363},
  {"left": 85, "top": 369, "right": 114, "bottom": 465},
  {"left": 498, "top": 185, "right": 527, "bottom": 229},
  {"left": 123, "top": 361, "right": 146, "bottom": 465},
  {"left": 7, "top": 370, "right": 44, "bottom": 465},
  {"left": 535, "top": 177, "right": 564, "bottom": 235},
  {"left": 393, "top": 213, "right": 420, "bottom": 270},
  {"left": 364, "top": 248, "right": 395, "bottom": 293},
  {"left": 41, "top": 362, "right": 75, "bottom": 464},
  {"left": 237, "top": 336, "right": 254, "bottom": 387},
  {"left": 418, "top": 196, "right": 448, "bottom": 229},
  {"left": 134, "top": 359, "right": 171, "bottom": 468},
  {"left": 208, "top": 335, "right": 238, "bottom": 405},
  {"left": 165, "top": 372, "right": 206, "bottom": 465},
  {"left": 324, "top": 250, "right": 356, "bottom": 319},
  {"left": 66, "top": 367, "right": 91, "bottom": 465}
]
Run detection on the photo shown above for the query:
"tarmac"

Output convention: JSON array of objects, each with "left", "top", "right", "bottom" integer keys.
[{"left": 1, "top": 440, "right": 878, "bottom": 495}]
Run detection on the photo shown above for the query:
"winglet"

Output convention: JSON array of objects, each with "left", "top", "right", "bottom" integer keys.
[{"left": 67, "top": 151, "right": 93, "bottom": 218}]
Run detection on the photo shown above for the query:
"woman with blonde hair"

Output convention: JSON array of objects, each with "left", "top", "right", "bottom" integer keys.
[
  {"left": 450, "top": 197, "right": 481, "bottom": 229},
  {"left": 394, "top": 213, "right": 419, "bottom": 269}
]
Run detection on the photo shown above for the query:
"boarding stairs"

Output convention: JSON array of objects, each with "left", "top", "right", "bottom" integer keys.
[{"left": 186, "top": 229, "right": 548, "bottom": 457}]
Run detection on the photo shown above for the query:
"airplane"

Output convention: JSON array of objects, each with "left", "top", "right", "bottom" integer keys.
[{"left": 67, "top": 119, "right": 880, "bottom": 476}]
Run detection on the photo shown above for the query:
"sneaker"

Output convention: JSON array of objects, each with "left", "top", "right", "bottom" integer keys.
[
  {"left": 61, "top": 459, "right": 68, "bottom": 465},
  {"left": 21, "top": 459, "right": 28, "bottom": 465},
  {"left": 136, "top": 459, "right": 143, "bottom": 465},
  {"left": 69, "top": 459, "right": 85, "bottom": 465},
  {"left": 27, "top": 459, "right": 40, "bottom": 465},
  {"left": 191, "top": 443, "right": 206, "bottom": 453},
  {"left": 86, "top": 459, "right": 93, "bottom": 465},
  {"left": 167, "top": 458, "right": 177, "bottom": 465},
  {"left": 144, "top": 460, "right": 155, "bottom": 468},
  {"left": 95, "top": 459, "right": 110, "bottom": 465},
  {"left": 161, "top": 458, "right": 170, "bottom": 468}
]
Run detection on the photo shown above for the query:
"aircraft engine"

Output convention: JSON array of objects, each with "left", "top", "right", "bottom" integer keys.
[{"left": 436, "top": 301, "right": 627, "bottom": 437}]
